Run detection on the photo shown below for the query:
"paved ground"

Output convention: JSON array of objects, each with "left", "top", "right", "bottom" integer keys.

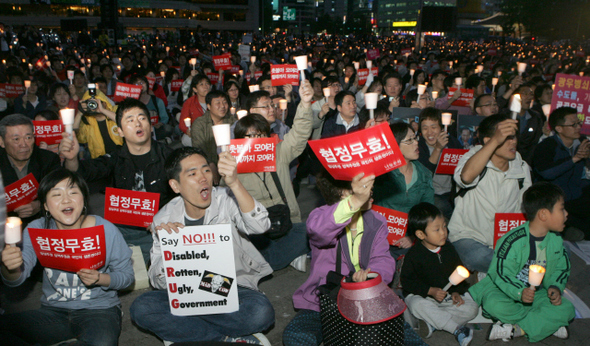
[{"left": 2, "top": 181, "right": 590, "bottom": 345}]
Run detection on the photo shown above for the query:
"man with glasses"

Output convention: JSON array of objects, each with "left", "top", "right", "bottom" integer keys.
[
  {"left": 321, "top": 90, "right": 363, "bottom": 138},
  {"left": 245, "top": 91, "right": 290, "bottom": 140},
  {"left": 474, "top": 94, "right": 499, "bottom": 117},
  {"left": 533, "top": 107, "right": 590, "bottom": 240}
]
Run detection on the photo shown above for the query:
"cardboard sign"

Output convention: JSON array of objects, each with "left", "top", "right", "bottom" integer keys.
[
  {"left": 270, "top": 64, "right": 299, "bottom": 86},
  {"left": 104, "top": 188, "right": 160, "bottom": 228},
  {"left": 171, "top": 79, "right": 184, "bottom": 92},
  {"left": 371, "top": 205, "right": 408, "bottom": 245},
  {"left": 309, "top": 123, "right": 405, "bottom": 180},
  {"left": 113, "top": 82, "right": 142, "bottom": 102},
  {"left": 5, "top": 173, "right": 39, "bottom": 212},
  {"left": 213, "top": 53, "right": 232, "bottom": 70},
  {"left": 3, "top": 83, "right": 25, "bottom": 98},
  {"left": 28, "top": 225, "right": 106, "bottom": 272},
  {"left": 357, "top": 67, "right": 380, "bottom": 86},
  {"left": 447, "top": 88, "right": 474, "bottom": 108},
  {"left": 435, "top": 148, "right": 469, "bottom": 175},
  {"left": 158, "top": 224, "right": 238, "bottom": 316},
  {"left": 367, "top": 49, "right": 380, "bottom": 60},
  {"left": 551, "top": 73, "right": 590, "bottom": 135},
  {"left": 147, "top": 76, "right": 156, "bottom": 90},
  {"left": 493, "top": 213, "right": 527, "bottom": 248},
  {"left": 206, "top": 72, "right": 219, "bottom": 85},
  {"left": 33, "top": 120, "right": 64, "bottom": 147},
  {"left": 229, "top": 137, "right": 277, "bottom": 173}
]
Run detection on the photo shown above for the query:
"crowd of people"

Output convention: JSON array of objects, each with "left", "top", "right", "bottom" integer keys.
[{"left": 0, "top": 24, "right": 589, "bottom": 345}]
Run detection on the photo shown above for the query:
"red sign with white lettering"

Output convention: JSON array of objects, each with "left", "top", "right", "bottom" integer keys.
[
  {"left": 170, "top": 79, "right": 184, "bottom": 92},
  {"left": 551, "top": 73, "right": 590, "bottom": 135},
  {"left": 448, "top": 88, "right": 474, "bottom": 108},
  {"left": 213, "top": 53, "right": 232, "bottom": 70},
  {"left": 229, "top": 137, "right": 278, "bottom": 173},
  {"left": 371, "top": 205, "right": 408, "bottom": 245},
  {"left": 28, "top": 226, "right": 106, "bottom": 272},
  {"left": 435, "top": 148, "right": 469, "bottom": 175},
  {"left": 247, "top": 71, "right": 263, "bottom": 84},
  {"left": 357, "top": 68, "right": 379, "bottom": 86},
  {"left": 308, "top": 123, "right": 405, "bottom": 180},
  {"left": 207, "top": 72, "right": 219, "bottom": 85},
  {"left": 5, "top": 173, "right": 39, "bottom": 212},
  {"left": 1, "top": 83, "right": 26, "bottom": 98},
  {"left": 367, "top": 49, "right": 380, "bottom": 60},
  {"left": 493, "top": 213, "right": 527, "bottom": 248},
  {"left": 401, "top": 48, "right": 412, "bottom": 56},
  {"left": 113, "top": 82, "right": 142, "bottom": 102},
  {"left": 104, "top": 188, "right": 160, "bottom": 228},
  {"left": 33, "top": 120, "right": 64, "bottom": 147},
  {"left": 150, "top": 116, "right": 159, "bottom": 126},
  {"left": 270, "top": 64, "right": 299, "bottom": 86},
  {"left": 147, "top": 76, "right": 156, "bottom": 90}
]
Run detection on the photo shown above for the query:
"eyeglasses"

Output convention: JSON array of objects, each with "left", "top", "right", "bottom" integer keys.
[
  {"left": 244, "top": 133, "right": 265, "bottom": 138},
  {"left": 252, "top": 104, "right": 273, "bottom": 110},
  {"left": 400, "top": 136, "right": 418, "bottom": 145},
  {"left": 479, "top": 103, "right": 498, "bottom": 108},
  {"left": 561, "top": 122, "right": 582, "bottom": 128}
]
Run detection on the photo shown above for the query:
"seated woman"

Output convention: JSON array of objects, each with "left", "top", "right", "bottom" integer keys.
[
  {"left": 0, "top": 169, "right": 134, "bottom": 345},
  {"left": 282, "top": 171, "right": 395, "bottom": 346}
]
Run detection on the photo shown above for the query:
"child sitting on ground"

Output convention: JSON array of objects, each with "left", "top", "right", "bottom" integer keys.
[
  {"left": 470, "top": 182, "right": 575, "bottom": 342},
  {"left": 401, "top": 202, "right": 479, "bottom": 346}
]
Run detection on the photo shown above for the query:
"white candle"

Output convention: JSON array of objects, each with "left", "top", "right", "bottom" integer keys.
[
  {"left": 279, "top": 99, "right": 288, "bottom": 110},
  {"left": 353, "top": 62, "right": 360, "bottom": 70},
  {"left": 492, "top": 77, "right": 499, "bottom": 86},
  {"left": 249, "top": 85, "right": 259, "bottom": 92},
  {"left": 183, "top": 118, "right": 191, "bottom": 128},
  {"left": 366, "top": 60, "right": 372, "bottom": 69},
  {"left": 365, "top": 93, "right": 379, "bottom": 120},
  {"left": 294, "top": 56, "right": 308, "bottom": 80},
  {"left": 190, "top": 58, "right": 197, "bottom": 70},
  {"left": 432, "top": 91, "right": 438, "bottom": 100},
  {"left": 528, "top": 264, "right": 546, "bottom": 287},
  {"left": 517, "top": 62, "right": 527, "bottom": 76},
  {"left": 230, "top": 107, "right": 236, "bottom": 115},
  {"left": 417, "top": 84, "right": 426, "bottom": 95},
  {"left": 212, "top": 124, "right": 231, "bottom": 152},
  {"left": 409, "top": 69, "right": 415, "bottom": 76},
  {"left": 477, "top": 65, "right": 484, "bottom": 74},
  {"left": 442, "top": 112, "right": 452, "bottom": 132},
  {"left": 160, "top": 71, "right": 166, "bottom": 78},
  {"left": 5, "top": 217, "right": 22, "bottom": 245},
  {"left": 455, "top": 77, "right": 462, "bottom": 87},
  {"left": 442, "top": 265, "right": 470, "bottom": 291},
  {"left": 323, "top": 87, "right": 331, "bottom": 98},
  {"left": 67, "top": 70, "right": 74, "bottom": 82},
  {"left": 237, "top": 110, "right": 248, "bottom": 119},
  {"left": 60, "top": 108, "right": 76, "bottom": 135},
  {"left": 542, "top": 104, "right": 552, "bottom": 120},
  {"left": 250, "top": 56, "right": 256, "bottom": 63},
  {"left": 510, "top": 94, "right": 521, "bottom": 119}
]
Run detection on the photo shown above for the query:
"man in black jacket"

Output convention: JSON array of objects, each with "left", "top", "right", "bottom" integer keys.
[
  {"left": 0, "top": 114, "right": 60, "bottom": 225},
  {"left": 59, "top": 98, "right": 174, "bottom": 264}
]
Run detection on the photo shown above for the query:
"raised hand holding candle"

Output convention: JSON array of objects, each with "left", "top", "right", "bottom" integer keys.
[
  {"left": 24, "top": 80, "right": 31, "bottom": 96},
  {"left": 528, "top": 265, "right": 546, "bottom": 288},
  {"left": 365, "top": 93, "right": 379, "bottom": 120},
  {"left": 442, "top": 266, "right": 470, "bottom": 291},
  {"left": 5, "top": 217, "right": 22, "bottom": 245},
  {"left": 442, "top": 112, "right": 452, "bottom": 132},
  {"left": 517, "top": 62, "right": 527, "bottom": 76},
  {"left": 190, "top": 58, "right": 197, "bottom": 70},
  {"left": 212, "top": 124, "right": 231, "bottom": 152},
  {"left": 236, "top": 110, "right": 248, "bottom": 119},
  {"left": 60, "top": 108, "right": 76, "bottom": 136},
  {"left": 510, "top": 94, "right": 521, "bottom": 120}
]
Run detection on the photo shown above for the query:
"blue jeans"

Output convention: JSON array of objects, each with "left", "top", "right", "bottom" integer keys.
[
  {"left": 130, "top": 286, "right": 275, "bottom": 343},
  {"left": 0, "top": 305, "right": 122, "bottom": 346},
  {"left": 249, "top": 222, "right": 310, "bottom": 270},
  {"left": 118, "top": 225, "right": 153, "bottom": 265},
  {"left": 452, "top": 238, "right": 494, "bottom": 273}
]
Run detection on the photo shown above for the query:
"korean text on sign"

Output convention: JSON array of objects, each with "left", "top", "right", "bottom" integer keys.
[
  {"left": 371, "top": 205, "right": 408, "bottom": 245},
  {"left": 104, "top": 188, "right": 160, "bottom": 228},
  {"left": 435, "top": 148, "right": 469, "bottom": 175},
  {"left": 213, "top": 53, "right": 232, "bottom": 70},
  {"left": 270, "top": 64, "right": 300, "bottom": 86},
  {"left": 308, "top": 122, "right": 405, "bottom": 180},
  {"left": 28, "top": 225, "right": 106, "bottom": 272},
  {"left": 33, "top": 120, "right": 64, "bottom": 147},
  {"left": 493, "top": 213, "right": 527, "bottom": 248},
  {"left": 447, "top": 88, "right": 474, "bottom": 108},
  {"left": 551, "top": 73, "right": 590, "bottom": 135},
  {"left": 229, "top": 137, "right": 278, "bottom": 173},
  {"left": 357, "top": 68, "right": 380, "bottom": 86},
  {"left": 5, "top": 173, "right": 39, "bottom": 212},
  {"left": 113, "top": 82, "right": 142, "bottom": 102},
  {"left": 171, "top": 79, "right": 184, "bottom": 92}
]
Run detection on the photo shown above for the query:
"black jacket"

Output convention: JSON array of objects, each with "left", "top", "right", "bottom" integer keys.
[
  {"left": 516, "top": 109, "right": 545, "bottom": 166},
  {"left": 320, "top": 110, "right": 367, "bottom": 139}
]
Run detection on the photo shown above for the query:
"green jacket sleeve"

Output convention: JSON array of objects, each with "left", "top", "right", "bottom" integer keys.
[{"left": 488, "top": 227, "right": 528, "bottom": 302}]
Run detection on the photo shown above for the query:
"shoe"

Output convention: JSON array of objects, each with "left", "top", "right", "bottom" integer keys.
[
  {"left": 553, "top": 326, "right": 569, "bottom": 339},
  {"left": 487, "top": 322, "right": 513, "bottom": 341},
  {"left": 424, "top": 321, "right": 436, "bottom": 338},
  {"left": 563, "top": 227, "right": 585, "bottom": 242},
  {"left": 455, "top": 326, "right": 473, "bottom": 346},
  {"left": 290, "top": 254, "right": 307, "bottom": 272},
  {"left": 223, "top": 333, "right": 271, "bottom": 345}
]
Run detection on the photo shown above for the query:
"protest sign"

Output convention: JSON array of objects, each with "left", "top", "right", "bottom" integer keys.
[
  {"left": 357, "top": 67, "right": 380, "bottom": 86},
  {"left": 33, "top": 120, "right": 64, "bottom": 147},
  {"left": 158, "top": 224, "right": 238, "bottom": 316},
  {"left": 3, "top": 83, "right": 25, "bottom": 98},
  {"left": 367, "top": 49, "right": 380, "bottom": 60},
  {"left": 5, "top": 173, "right": 38, "bottom": 212},
  {"left": 35, "top": 57, "right": 48, "bottom": 71},
  {"left": 493, "top": 213, "right": 527, "bottom": 248},
  {"left": 371, "top": 205, "right": 408, "bottom": 245},
  {"left": 213, "top": 53, "right": 232, "bottom": 70},
  {"left": 28, "top": 225, "right": 106, "bottom": 272},
  {"left": 113, "top": 82, "right": 142, "bottom": 102},
  {"left": 246, "top": 71, "right": 263, "bottom": 84},
  {"left": 229, "top": 137, "right": 277, "bottom": 173},
  {"left": 447, "top": 88, "right": 474, "bottom": 108},
  {"left": 435, "top": 148, "right": 469, "bottom": 175},
  {"left": 401, "top": 48, "right": 412, "bottom": 56},
  {"left": 104, "top": 188, "right": 160, "bottom": 228},
  {"left": 228, "top": 65, "right": 240, "bottom": 74},
  {"left": 551, "top": 73, "right": 590, "bottom": 135},
  {"left": 270, "top": 64, "right": 299, "bottom": 86},
  {"left": 206, "top": 72, "right": 219, "bottom": 85},
  {"left": 309, "top": 123, "right": 405, "bottom": 180},
  {"left": 150, "top": 115, "right": 159, "bottom": 126},
  {"left": 147, "top": 76, "right": 156, "bottom": 90},
  {"left": 238, "top": 44, "right": 250, "bottom": 61},
  {"left": 171, "top": 79, "right": 184, "bottom": 92}
]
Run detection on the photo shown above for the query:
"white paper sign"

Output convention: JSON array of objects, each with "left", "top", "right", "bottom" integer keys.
[
  {"left": 158, "top": 224, "right": 238, "bottom": 316},
  {"left": 239, "top": 45, "right": 251, "bottom": 62}
]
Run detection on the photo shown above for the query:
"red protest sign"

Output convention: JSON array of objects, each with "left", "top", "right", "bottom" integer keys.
[
  {"left": 150, "top": 115, "right": 159, "bottom": 126},
  {"left": 155, "top": 76, "right": 164, "bottom": 85},
  {"left": 447, "top": 88, "right": 474, "bottom": 108},
  {"left": 207, "top": 72, "right": 219, "bottom": 84},
  {"left": 229, "top": 65, "right": 241, "bottom": 74},
  {"left": 270, "top": 64, "right": 299, "bottom": 86},
  {"left": 171, "top": 79, "right": 184, "bottom": 92},
  {"left": 147, "top": 76, "right": 156, "bottom": 90},
  {"left": 488, "top": 47, "right": 497, "bottom": 56},
  {"left": 104, "top": 188, "right": 160, "bottom": 228},
  {"left": 0, "top": 83, "right": 5, "bottom": 98},
  {"left": 4, "top": 173, "right": 39, "bottom": 212},
  {"left": 28, "top": 225, "right": 106, "bottom": 272},
  {"left": 229, "top": 137, "right": 278, "bottom": 173},
  {"left": 493, "top": 213, "right": 527, "bottom": 248},
  {"left": 113, "top": 82, "right": 142, "bottom": 102},
  {"left": 33, "top": 120, "right": 64, "bottom": 147},
  {"left": 357, "top": 68, "right": 379, "bottom": 86},
  {"left": 551, "top": 73, "right": 590, "bottom": 135},
  {"left": 4, "top": 83, "right": 25, "bottom": 98},
  {"left": 371, "top": 205, "right": 408, "bottom": 245},
  {"left": 309, "top": 123, "right": 405, "bottom": 180},
  {"left": 435, "top": 148, "right": 469, "bottom": 175},
  {"left": 35, "top": 57, "right": 48, "bottom": 71},
  {"left": 213, "top": 53, "right": 232, "bottom": 70},
  {"left": 367, "top": 49, "right": 380, "bottom": 60},
  {"left": 247, "top": 71, "right": 263, "bottom": 84},
  {"left": 401, "top": 48, "right": 412, "bottom": 56}
]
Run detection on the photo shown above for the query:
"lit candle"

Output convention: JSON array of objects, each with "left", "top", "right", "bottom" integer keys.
[
  {"left": 510, "top": 94, "right": 521, "bottom": 119},
  {"left": 442, "top": 266, "right": 470, "bottom": 291},
  {"left": 237, "top": 110, "right": 248, "bottom": 119},
  {"left": 417, "top": 84, "right": 426, "bottom": 96},
  {"left": 5, "top": 217, "right": 22, "bottom": 245},
  {"left": 365, "top": 93, "right": 379, "bottom": 120},
  {"left": 353, "top": 62, "right": 359, "bottom": 70},
  {"left": 366, "top": 60, "right": 372, "bottom": 69},
  {"left": 190, "top": 58, "right": 197, "bottom": 70},
  {"left": 230, "top": 107, "right": 236, "bottom": 115},
  {"left": 542, "top": 104, "right": 552, "bottom": 120},
  {"left": 60, "top": 108, "right": 76, "bottom": 135},
  {"left": 432, "top": 91, "right": 438, "bottom": 100},
  {"left": 528, "top": 264, "right": 546, "bottom": 288},
  {"left": 212, "top": 124, "right": 231, "bottom": 152},
  {"left": 294, "top": 56, "right": 308, "bottom": 80},
  {"left": 441, "top": 112, "right": 452, "bottom": 132},
  {"left": 323, "top": 87, "right": 331, "bottom": 103},
  {"left": 184, "top": 118, "right": 191, "bottom": 129},
  {"left": 409, "top": 69, "right": 415, "bottom": 77},
  {"left": 455, "top": 77, "right": 462, "bottom": 87},
  {"left": 249, "top": 85, "right": 259, "bottom": 92},
  {"left": 517, "top": 62, "right": 527, "bottom": 76},
  {"left": 67, "top": 70, "right": 74, "bottom": 83},
  {"left": 250, "top": 56, "right": 256, "bottom": 63}
]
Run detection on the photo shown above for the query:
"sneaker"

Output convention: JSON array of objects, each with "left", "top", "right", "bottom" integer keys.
[
  {"left": 223, "top": 333, "right": 271, "bottom": 345},
  {"left": 487, "top": 322, "right": 513, "bottom": 342},
  {"left": 290, "top": 254, "right": 307, "bottom": 272},
  {"left": 553, "top": 326, "right": 569, "bottom": 339},
  {"left": 424, "top": 321, "right": 436, "bottom": 338},
  {"left": 455, "top": 326, "right": 473, "bottom": 346}
]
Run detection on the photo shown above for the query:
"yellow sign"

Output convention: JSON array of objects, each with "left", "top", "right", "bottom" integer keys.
[{"left": 392, "top": 21, "right": 417, "bottom": 27}]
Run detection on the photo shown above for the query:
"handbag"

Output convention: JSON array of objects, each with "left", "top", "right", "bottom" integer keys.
[{"left": 260, "top": 172, "right": 292, "bottom": 239}]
